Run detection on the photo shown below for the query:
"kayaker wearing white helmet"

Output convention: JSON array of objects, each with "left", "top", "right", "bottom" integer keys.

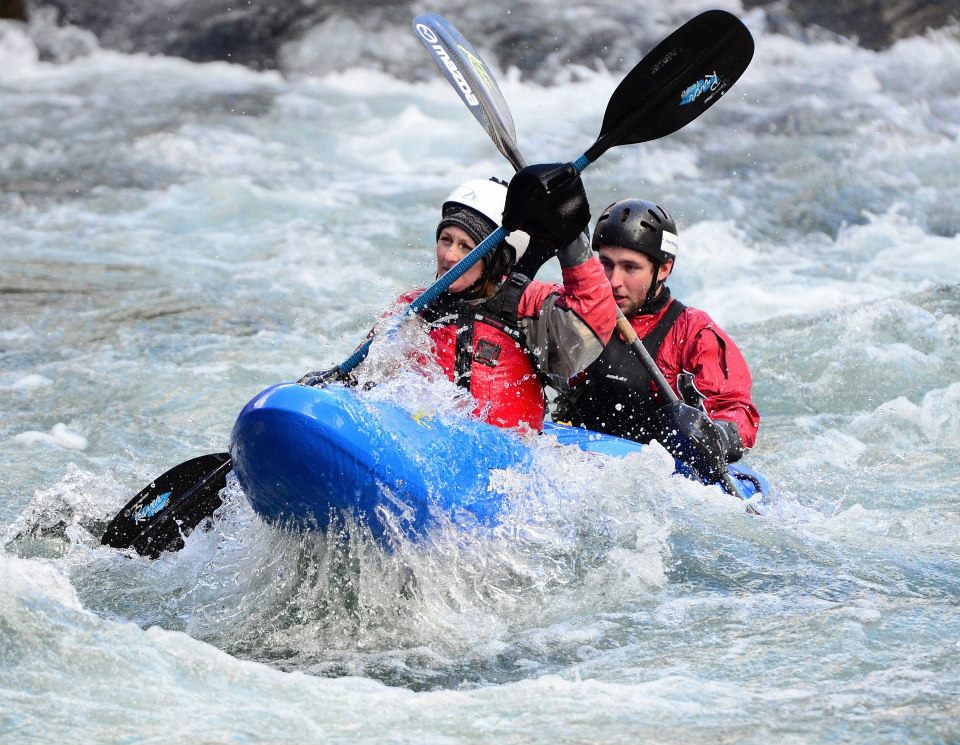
[
  {"left": 390, "top": 172, "right": 616, "bottom": 432},
  {"left": 431, "top": 177, "right": 530, "bottom": 297},
  {"left": 556, "top": 198, "right": 760, "bottom": 465}
]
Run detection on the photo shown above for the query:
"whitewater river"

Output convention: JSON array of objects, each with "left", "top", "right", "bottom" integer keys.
[{"left": 2, "top": 2, "right": 959, "bottom": 742}]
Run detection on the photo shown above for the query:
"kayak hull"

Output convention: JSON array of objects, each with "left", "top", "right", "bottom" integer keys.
[{"left": 230, "top": 383, "right": 768, "bottom": 542}]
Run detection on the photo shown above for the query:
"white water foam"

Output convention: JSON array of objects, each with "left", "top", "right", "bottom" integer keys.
[{"left": 2, "top": 9, "right": 960, "bottom": 743}]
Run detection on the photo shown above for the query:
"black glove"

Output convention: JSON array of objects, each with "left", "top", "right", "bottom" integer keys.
[
  {"left": 714, "top": 418, "right": 744, "bottom": 463},
  {"left": 297, "top": 367, "right": 356, "bottom": 388},
  {"left": 652, "top": 401, "right": 729, "bottom": 483},
  {"left": 513, "top": 236, "right": 559, "bottom": 278},
  {"left": 502, "top": 162, "right": 590, "bottom": 249}
]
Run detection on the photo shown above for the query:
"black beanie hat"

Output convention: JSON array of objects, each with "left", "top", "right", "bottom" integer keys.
[{"left": 436, "top": 205, "right": 498, "bottom": 247}]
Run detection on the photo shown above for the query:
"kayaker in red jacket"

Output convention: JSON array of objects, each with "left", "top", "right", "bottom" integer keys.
[
  {"left": 555, "top": 198, "right": 760, "bottom": 463},
  {"left": 381, "top": 174, "right": 617, "bottom": 432}
]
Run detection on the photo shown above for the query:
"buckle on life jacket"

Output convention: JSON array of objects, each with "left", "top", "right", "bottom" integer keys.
[{"left": 474, "top": 339, "right": 502, "bottom": 367}]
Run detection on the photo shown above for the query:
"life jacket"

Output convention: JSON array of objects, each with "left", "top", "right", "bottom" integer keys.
[
  {"left": 560, "top": 298, "right": 686, "bottom": 442},
  {"left": 417, "top": 273, "right": 546, "bottom": 431}
]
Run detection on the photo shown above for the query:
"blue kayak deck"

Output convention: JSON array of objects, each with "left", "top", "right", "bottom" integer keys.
[{"left": 230, "top": 383, "right": 767, "bottom": 542}]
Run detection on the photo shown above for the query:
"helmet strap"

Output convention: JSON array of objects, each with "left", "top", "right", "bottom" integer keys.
[
  {"left": 642, "top": 260, "right": 662, "bottom": 308},
  {"left": 436, "top": 266, "right": 492, "bottom": 300},
  {"left": 463, "top": 274, "right": 490, "bottom": 298}
]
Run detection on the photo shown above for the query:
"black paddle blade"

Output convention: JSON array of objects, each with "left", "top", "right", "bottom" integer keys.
[
  {"left": 585, "top": 9, "right": 754, "bottom": 162},
  {"left": 101, "top": 452, "right": 231, "bottom": 558},
  {"left": 413, "top": 14, "right": 527, "bottom": 171}
]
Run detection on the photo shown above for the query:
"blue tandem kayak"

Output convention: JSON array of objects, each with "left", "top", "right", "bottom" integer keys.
[{"left": 230, "top": 383, "right": 768, "bottom": 543}]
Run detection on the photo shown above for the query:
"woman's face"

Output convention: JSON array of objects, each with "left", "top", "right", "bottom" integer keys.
[{"left": 435, "top": 225, "right": 483, "bottom": 294}]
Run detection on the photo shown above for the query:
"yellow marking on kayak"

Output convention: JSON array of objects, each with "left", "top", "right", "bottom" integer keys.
[{"left": 411, "top": 410, "right": 432, "bottom": 428}]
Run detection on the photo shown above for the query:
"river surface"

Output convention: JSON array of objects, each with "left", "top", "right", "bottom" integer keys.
[{"left": 2, "top": 2, "right": 959, "bottom": 743}]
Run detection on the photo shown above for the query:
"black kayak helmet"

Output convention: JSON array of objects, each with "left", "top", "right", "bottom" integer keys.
[
  {"left": 591, "top": 198, "right": 679, "bottom": 264},
  {"left": 593, "top": 198, "right": 679, "bottom": 310}
]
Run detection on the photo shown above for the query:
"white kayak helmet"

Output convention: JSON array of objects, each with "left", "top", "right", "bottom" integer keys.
[{"left": 437, "top": 178, "right": 530, "bottom": 280}]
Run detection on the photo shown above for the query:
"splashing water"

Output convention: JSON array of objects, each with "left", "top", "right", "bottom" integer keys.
[{"left": 2, "top": 5, "right": 960, "bottom": 743}]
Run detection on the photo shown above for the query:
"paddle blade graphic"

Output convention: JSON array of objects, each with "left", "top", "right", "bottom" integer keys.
[
  {"left": 587, "top": 9, "right": 755, "bottom": 161},
  {"left": 413, "top": 14, "right": 526, "bottom": 171}
]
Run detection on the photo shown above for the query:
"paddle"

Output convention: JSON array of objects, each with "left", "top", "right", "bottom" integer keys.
[
  {"left": 414, "top": 10, "right": 754, "bottom": 175},
  {"left": 103, "top": 12, "right": 755, "bottom": 556},
  {"left": 101, "top": 452, "right": 231, "bottom": 557},
  {"left": 414, "top": 12, "right": 754, "bottom": 501},
  {"left": 412, "top": 15, "right": 525, "bottom": 172},
  {"left": 613, "top": 318, "right": 753, "bottom": 503}
]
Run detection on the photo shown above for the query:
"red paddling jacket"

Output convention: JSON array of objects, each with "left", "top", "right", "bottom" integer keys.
[{"left": 395, "top": 258, "right": 617, "bottom": 431}]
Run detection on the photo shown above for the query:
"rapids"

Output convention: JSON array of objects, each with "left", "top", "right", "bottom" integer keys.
[{"left": 2, "top": 3, "right": 959, "bottom": 742}]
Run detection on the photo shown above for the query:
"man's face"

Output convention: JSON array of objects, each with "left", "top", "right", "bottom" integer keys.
[
  {"left": 435, "top": 225, "right": 483, "bottom": 294},
  {"left": 598, "top": 245, "right": 673, "bottom": 316}
]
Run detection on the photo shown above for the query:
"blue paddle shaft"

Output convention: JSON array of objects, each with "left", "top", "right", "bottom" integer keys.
[
  {"left": 338, "top": 226, "right": 508, "bottom": 374},
  {"left": 340, "top": 155, "right": 590, "bottom": 374},
  {"left": 340, "top": 151, "right": 591, "bottom": 375}
]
